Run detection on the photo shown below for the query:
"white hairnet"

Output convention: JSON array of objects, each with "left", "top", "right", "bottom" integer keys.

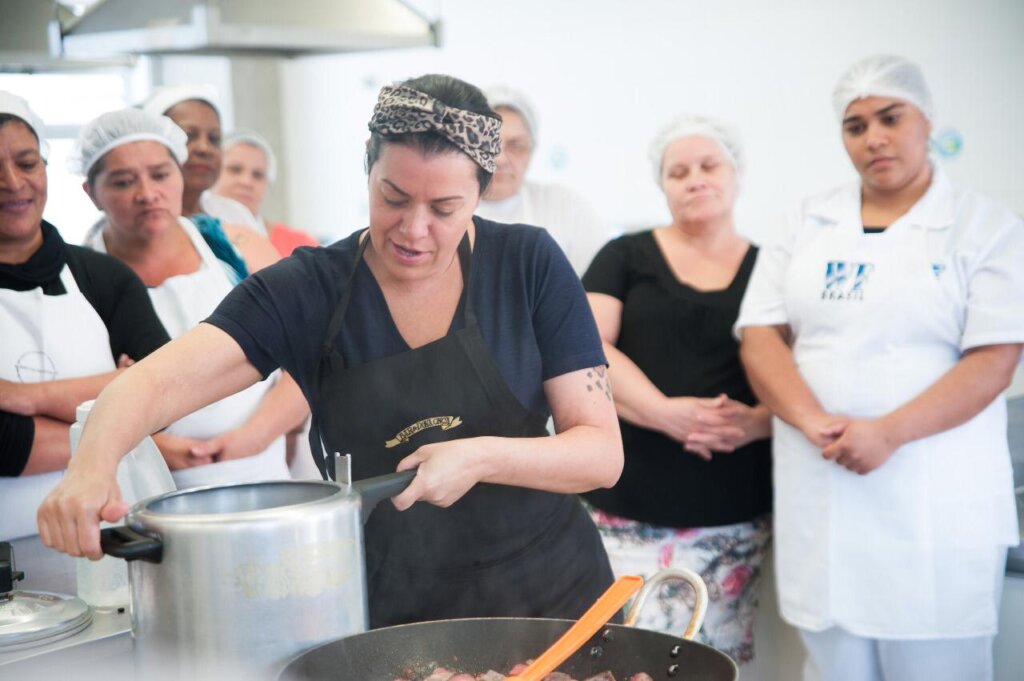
[
  {"left": 73, "top": 108, "right": 189, "bottom": 178},
  {"left": 141, "top": 83, "right": 221, "bottom": 118},
  {"left": 0, "top": 90, "right": 49, "bottom": 160},
  {"left": 483, "top": 86, "right": 538, "bottom": 142},
  {"left": 649, "top": 114, "right": 744, "bottom": 184},
  {"left": 223, "top": 130, "right": 277, "bottom": 184},
  {"left": 833, "top": 55, "right": 933, "bottom": 121}
]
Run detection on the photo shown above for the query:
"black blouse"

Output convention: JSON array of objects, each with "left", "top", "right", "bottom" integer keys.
[{"left": 582, "top": 230, "right": 772, "bottom": 528}]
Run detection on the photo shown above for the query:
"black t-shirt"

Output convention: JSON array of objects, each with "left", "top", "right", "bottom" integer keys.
[
  {"left": 581, "top": 231, "right": 772, "bottom": 528},
  {"left": 205, "top": 218, "right": 606, "bottom": 418},
  {"left": 1, "top": 231, "right": 171, "bottom": 477}
]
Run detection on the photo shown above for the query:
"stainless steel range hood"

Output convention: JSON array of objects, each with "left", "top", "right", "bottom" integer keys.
[
  {"left": 61, "top": 0, "right": 441, "bottom": 59},
  {"left": 0, "top": 0, "right": 133, "bottom": 73}
]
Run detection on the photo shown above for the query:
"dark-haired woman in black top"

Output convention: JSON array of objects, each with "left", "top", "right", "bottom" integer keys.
[
  {"left": 583, "top": 114, "right": 771, "bottom": 669},
  {"left": 40, "top": 75, "right": 622, "bottom": 627}
]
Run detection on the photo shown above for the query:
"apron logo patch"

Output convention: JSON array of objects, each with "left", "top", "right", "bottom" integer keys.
[
  {"left": 15, "top": 351, "right": 57, "bottom": 382},
  {"left": 385, "top": 416, "right": 464, "bottom": 448},
  {"left": 822, "top": 261, "right": 874, "bottom": 301},
  {"left": 931, "top": 263, "right": 946, "bottom": 278}
]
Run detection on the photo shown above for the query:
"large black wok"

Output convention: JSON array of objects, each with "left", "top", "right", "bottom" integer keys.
[{"left": 279, "top": 570, "right": 737, "bottom": 681}]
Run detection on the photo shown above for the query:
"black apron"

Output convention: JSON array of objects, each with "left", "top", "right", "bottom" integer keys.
[{"left": 310, "top": 231, "right": 614, "bottom": 628}]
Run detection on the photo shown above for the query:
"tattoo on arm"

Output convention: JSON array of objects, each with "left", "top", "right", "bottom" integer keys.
[{"left": 585, "top": 366, "right": 613, "bottom": 402}]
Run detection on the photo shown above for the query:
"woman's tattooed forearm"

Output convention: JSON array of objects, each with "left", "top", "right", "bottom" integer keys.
[{"left": 585, "top": 366, "right": 612, "bottom": 401}]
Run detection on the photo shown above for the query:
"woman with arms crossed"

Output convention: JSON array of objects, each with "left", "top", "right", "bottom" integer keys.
[{"left": 0, "top": 92, "right": 169, "bottom": 591}]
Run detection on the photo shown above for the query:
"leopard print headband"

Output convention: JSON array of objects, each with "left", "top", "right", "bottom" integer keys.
[{"left": 368, "top": 85, "right": 502, "bottom": 173}]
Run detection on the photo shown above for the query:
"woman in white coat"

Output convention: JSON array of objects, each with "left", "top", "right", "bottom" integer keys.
[
  {"left": 736, "top": 55, "right": 1024, "bottom": 681},
  {"left": 76, "top": 108, "right": 308, "bottom": 489},
  {"left": 0, "top": 92, "right": 170, "bottom": 592},
  {"left": 475, "top": 86, "right": 612, "bottom": 274}
]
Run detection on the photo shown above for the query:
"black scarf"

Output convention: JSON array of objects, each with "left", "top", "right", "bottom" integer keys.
[{"left": 0, "top": 221, "right": 69, "bottom": 295}]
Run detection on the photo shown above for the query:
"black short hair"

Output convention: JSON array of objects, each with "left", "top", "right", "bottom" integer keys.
[
  {"left": 0, "top": 114, "right": 40, "bottom": 145},
  {"left": 364, "top": 74, "right": 498, "bottom": 194}
]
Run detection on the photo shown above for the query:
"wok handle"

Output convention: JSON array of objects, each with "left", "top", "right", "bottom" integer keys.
[
  {"left": 353, "top": 469, "right": 417, "bottom": 523},
  {"left": 624, "top": 568, "right": 708, "bottom": 640}
]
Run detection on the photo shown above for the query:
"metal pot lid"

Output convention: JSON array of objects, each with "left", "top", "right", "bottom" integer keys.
[{"left": 0, "top": 590, "right": 92, "bottom": 651}]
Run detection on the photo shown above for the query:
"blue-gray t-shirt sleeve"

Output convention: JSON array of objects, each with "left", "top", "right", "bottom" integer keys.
[
  {"left": 525, "top": 228, "right": 607, "bottom": 379},
  {"left": 204, "top": 244, "right": 335, "bottom": 385}
]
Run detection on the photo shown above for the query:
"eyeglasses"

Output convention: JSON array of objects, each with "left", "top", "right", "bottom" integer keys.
[{"left": 502, "top": 139, "right": 533, "bottom": 157}]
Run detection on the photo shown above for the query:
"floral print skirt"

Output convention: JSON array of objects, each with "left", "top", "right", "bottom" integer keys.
[{"left": 588, "top": 506, "right": 772, "bottom": 666}]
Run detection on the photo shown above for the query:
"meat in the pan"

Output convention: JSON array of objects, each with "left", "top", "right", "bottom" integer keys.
[{"left": 396, "top": 667, "right": 655, "bottom": 681}]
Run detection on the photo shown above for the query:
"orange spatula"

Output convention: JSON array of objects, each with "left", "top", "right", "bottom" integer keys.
[{"left": 507, "top": 574, "right": 644, "bottom": 681}]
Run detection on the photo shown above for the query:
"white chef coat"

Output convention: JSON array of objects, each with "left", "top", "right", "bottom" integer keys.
[
  {"left": 0, "top": 264, "right": 118, "bottom": 593},
  {"left": 199, "top": 190, "right": 266, "bottom": 237},
  {"left": 735, "top": 163, "right": 1024, "bottom": 639},
  {"left": 86, "top": 218, "right": 289, "bottom": 488},
  {"left": 476, "top": 181, "right": 615, "bottom": 275}
]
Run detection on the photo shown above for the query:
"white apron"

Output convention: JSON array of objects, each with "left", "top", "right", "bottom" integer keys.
[
  {"left": 0, "top": 265, "right": 115, "bottom": 592},
  {"left": 775, "top": 180, "right": 1018, "bottom": 639},
  {"left": 88, "top": 218, "right": 289, "bottom": 488}
]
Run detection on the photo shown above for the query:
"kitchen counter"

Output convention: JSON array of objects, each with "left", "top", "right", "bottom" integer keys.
[{"left": 0, "top": 606, "right": 132, "bottom": 677}]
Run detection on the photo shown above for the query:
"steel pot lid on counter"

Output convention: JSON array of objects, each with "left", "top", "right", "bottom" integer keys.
[{"left": 0, "top": 542, "right": 92, "bottom": 652}]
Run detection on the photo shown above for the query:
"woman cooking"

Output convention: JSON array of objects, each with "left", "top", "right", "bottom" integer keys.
[
  {"left": 736, "top": 55, "right": 1024, "bottom": 681},
  {"left": 75, "top": 108, "right": 308, "bottom": 488},
  {"left": 38, "top": 75, "right": 623, "bottom": 628},
  {"left": 0, "top": 91, "right": 169, "bottom": 592}
]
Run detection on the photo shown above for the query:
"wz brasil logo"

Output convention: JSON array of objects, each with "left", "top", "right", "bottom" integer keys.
[{"left": 822, "top": 261, "right": 874, "bottom": 301}]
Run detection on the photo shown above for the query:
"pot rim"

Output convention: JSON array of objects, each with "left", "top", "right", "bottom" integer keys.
[
  {"left": 129, "top": 480, "right": 356, "bottom": 525},
  {"left": 278, "top": 616, "right": 739, "bottom": 679}
]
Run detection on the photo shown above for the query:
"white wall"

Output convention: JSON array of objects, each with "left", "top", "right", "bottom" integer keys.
[
  {"left": 279, "top": 0, "right": 1024, "bottom": 245},
  {"left": 272, "top": 3, "right": 1024, "bottom": 677}
]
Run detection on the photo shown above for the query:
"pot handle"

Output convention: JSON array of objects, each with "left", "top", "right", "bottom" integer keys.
[
  {"left": 623, "top": 568, "right": 708, "bottom": 640},
  {"left": 353, "top": 469, "right": 417, "bottom": 524},
  {"left": 101, "top": 526, "right": 164, "bottom": 563}
]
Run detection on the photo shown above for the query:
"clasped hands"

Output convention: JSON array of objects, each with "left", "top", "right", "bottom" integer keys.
[
  {"left": 655, "top": 394, "right": 771, "bottom": 461},
  {"left": 800, "top": 412, "right": 902, "bottom": 475},
  {"left": 155, "top": 427, "right": 269, "bottom": 470}
]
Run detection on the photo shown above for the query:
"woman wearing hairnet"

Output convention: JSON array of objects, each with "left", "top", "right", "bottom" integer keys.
[
  {"left": 0, "top": 92, "right": 170, "bottom": 592},
  {"left": 475, "top": 86, "right": 612, "bottom": 274},
  {"left": 74, "top": 108, "right": 308, "bottom": 488},
  {"left": 582, "top": 114, "right": 772, "bottom": 669},
  {"left": 141, "top": 85, "right": 271, "bottom": 246},
  {"left": 212, "top": 130, "right": 319, "bottom": 256},
  {"left": 736, "top": 55, "right": 1024, "bottom": 681},
  {"left": 38, "top": 75, "right": 622, "bottom": 628}
]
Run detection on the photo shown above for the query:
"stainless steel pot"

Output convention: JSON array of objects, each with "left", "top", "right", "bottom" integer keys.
[{"left": 100, "top": 472, "right": 413, "bottom": 679}]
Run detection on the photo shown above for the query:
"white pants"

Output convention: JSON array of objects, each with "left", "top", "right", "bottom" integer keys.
[{"left": 799, "top": 627, "right": 995, "bottom": 681}]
